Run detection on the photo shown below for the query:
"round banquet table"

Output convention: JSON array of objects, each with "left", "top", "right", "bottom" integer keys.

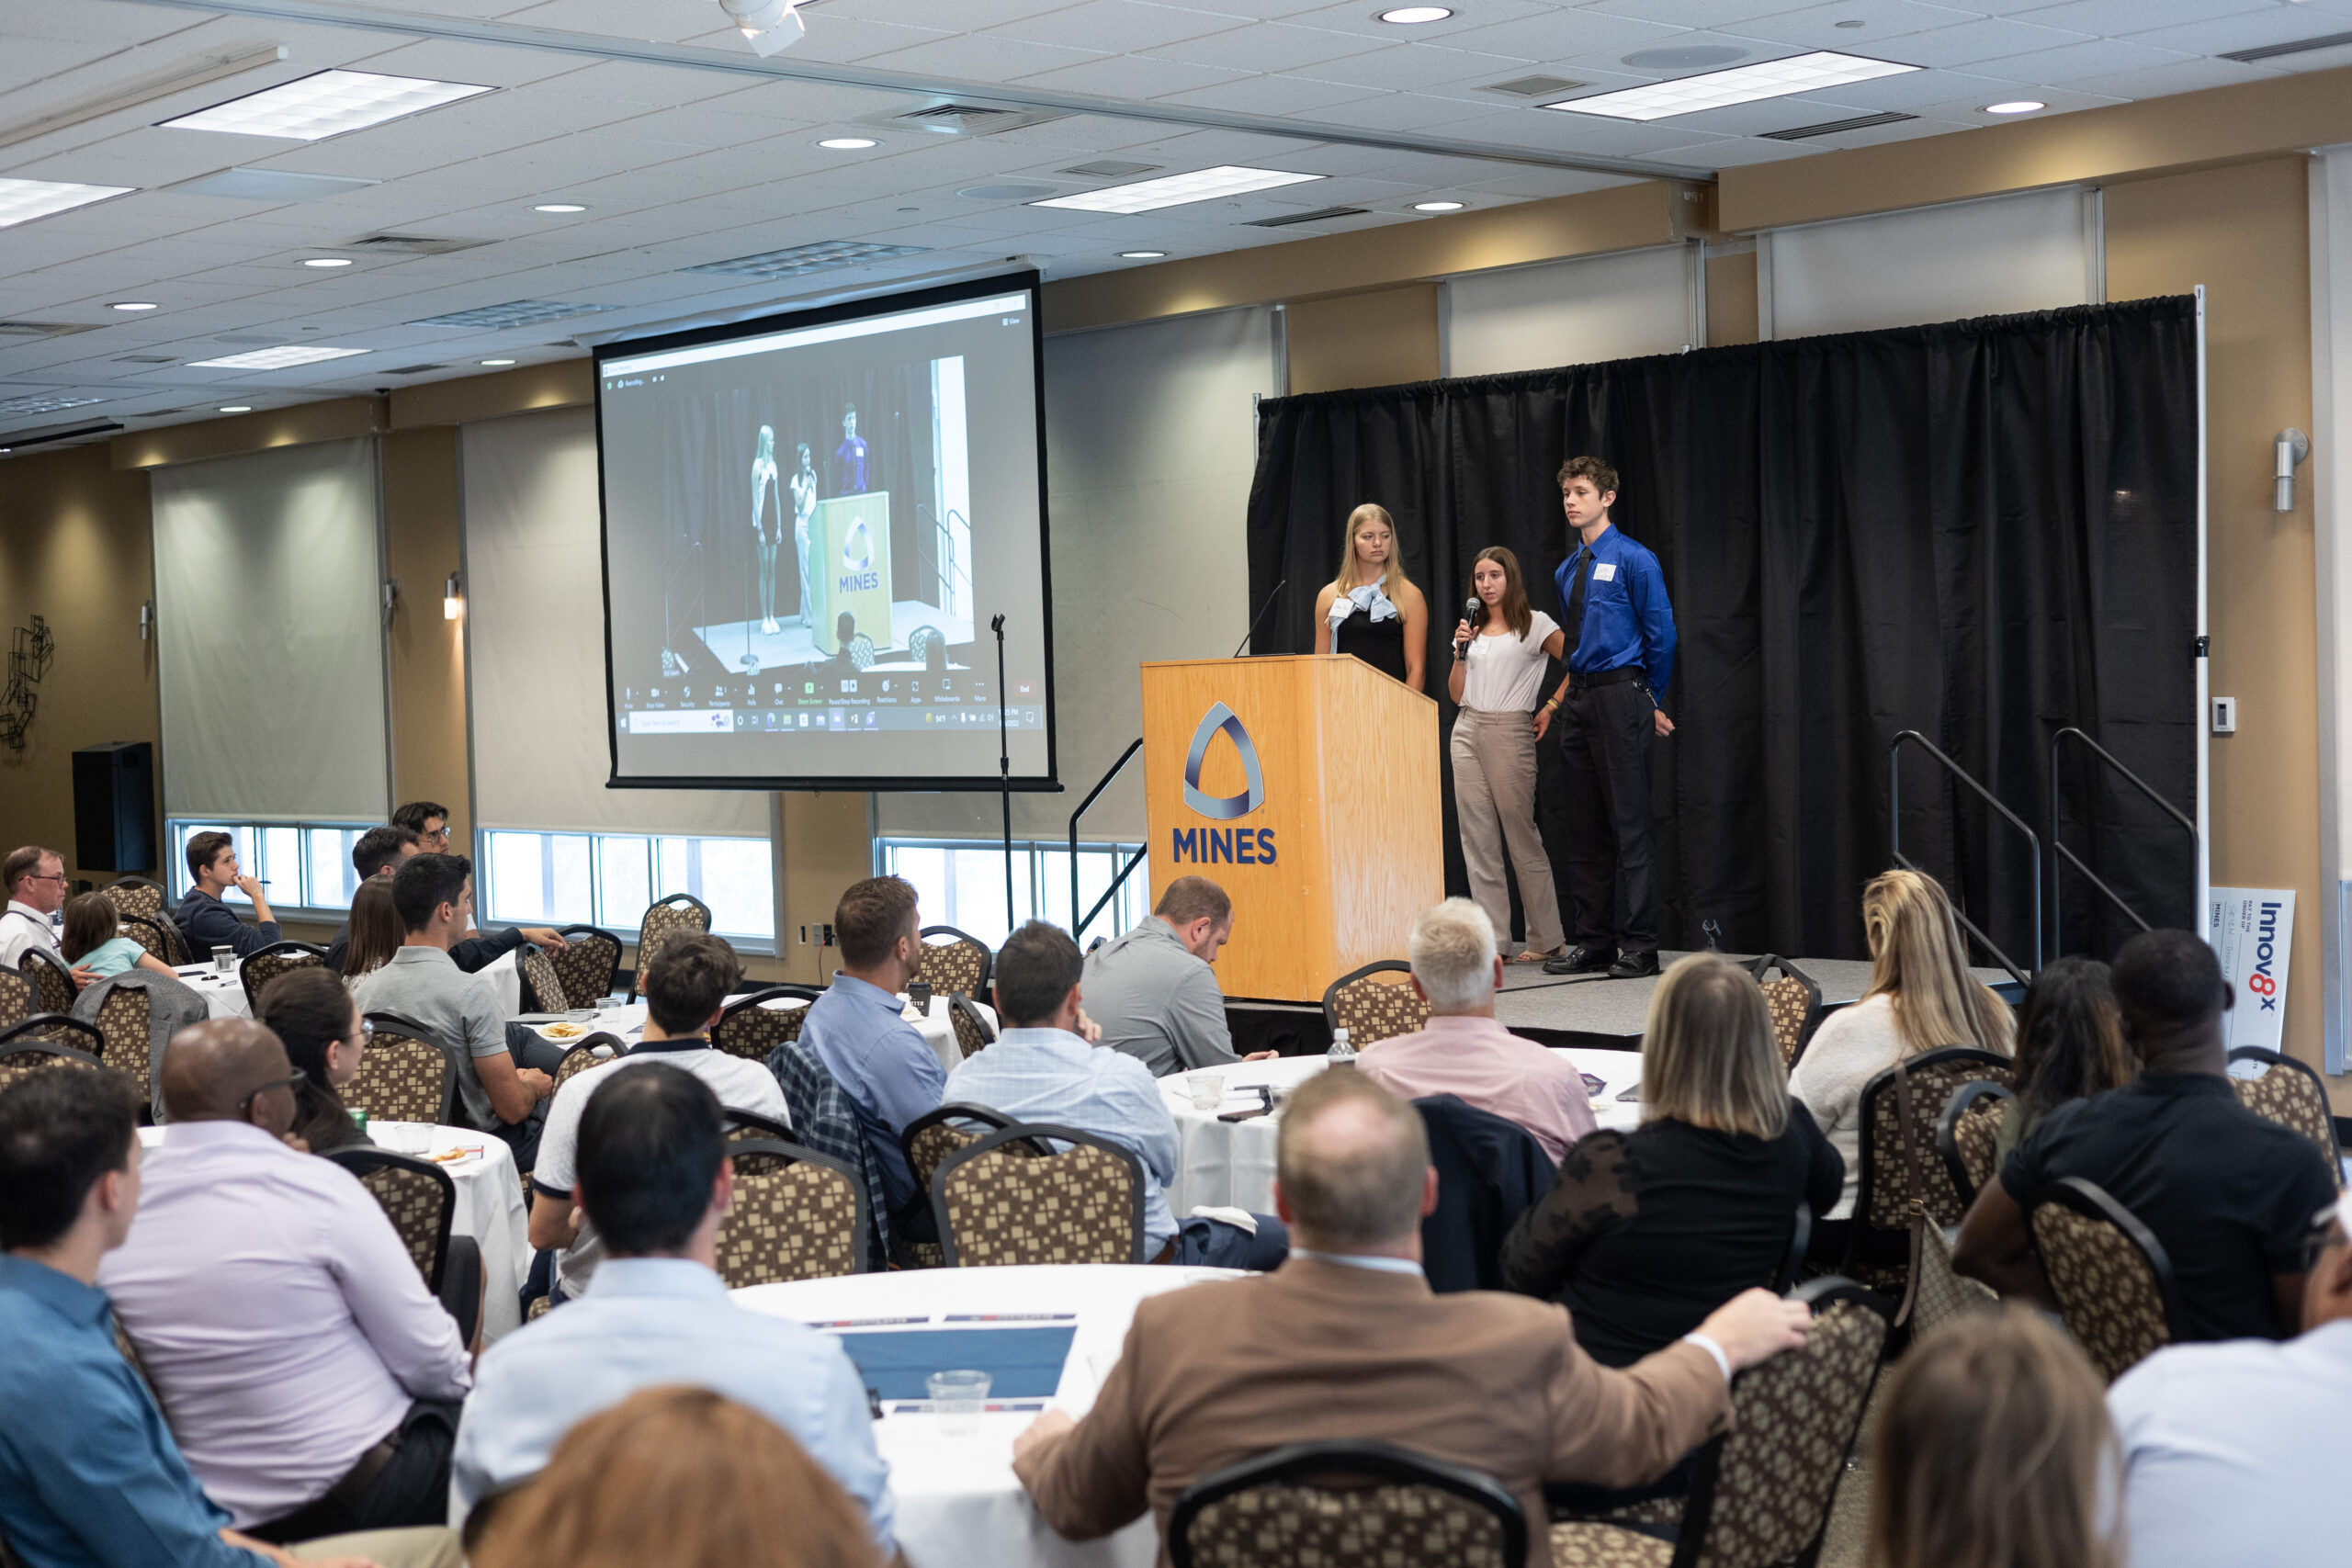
[
  {"left": 523, "top": 988, "right": 991, "bottom": 1076},
  {"left": 174, "top": 946, "right": 521, "bottom": 1022},
  {"left": 732, "top": 1264, "right": 1232, "bottom": 1568},
  {"left": 1157, "top": 1046, "right": 1645, "bottom": 1217}
]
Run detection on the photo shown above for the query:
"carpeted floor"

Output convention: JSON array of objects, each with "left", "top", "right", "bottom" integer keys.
[{"left": 1815, "top": 1377, "right": 1887, "bottom": 1568}]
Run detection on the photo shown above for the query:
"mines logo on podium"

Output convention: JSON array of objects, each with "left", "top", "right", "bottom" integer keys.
[{"left": 1174, "top": 701, "right": 1274, "bottom": 866}]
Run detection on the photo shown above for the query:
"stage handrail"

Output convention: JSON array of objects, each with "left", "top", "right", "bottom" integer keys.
[
  {"left": 1069, "top": 739, "right": 1148, "bottom": 942},
  {"left": 2050, "top": 728, "right": 2198, "bottom": 958},
  {"left": 1889, "top": 730, "right": 2041, "bottom": 988}
]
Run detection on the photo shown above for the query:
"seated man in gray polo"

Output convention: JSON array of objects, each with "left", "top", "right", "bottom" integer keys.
[{"left": 1080, "top": 876, "right": 1276, "bottom": 1078}]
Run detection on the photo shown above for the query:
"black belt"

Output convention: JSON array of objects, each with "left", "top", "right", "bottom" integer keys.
[{"left": 1566, "top": 666, "right": 1645, "bottom": 692}]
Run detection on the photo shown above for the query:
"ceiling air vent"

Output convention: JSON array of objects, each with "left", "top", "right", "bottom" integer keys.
[
  {"left": 322, "top": 233, "right": 492, "bottom": 256},
  {"left": 383, "top": 364, "right": 449, "bottom": 375},
  {"left": 2222, "top": 29, "right": 2352, "bottom": 63},
  {"left": 1761, "top": 111, "right": 1917, "bottom": 141},
  {"left": 1243, "top": 206, "right": 1369, "bottom": 228},
  {"left": 0, "top": 321, "right": 100, "bottom": 339},
  {"left": 865, "top": 99, "right": 1067, "bottom": 136},
  {"left": 1060, "top": 160, "right": 1160, "bottom": 179},
  {"left": 114, "top": 355, "right": 176, "bottom": 364},
  {"left": 1483, "top": 74, "right": 1587, "bottom": 98}
]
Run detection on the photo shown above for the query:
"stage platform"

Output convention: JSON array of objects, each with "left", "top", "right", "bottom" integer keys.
[{"left": 1229, "top": 953, "right": 2023, "bottom": 1058}]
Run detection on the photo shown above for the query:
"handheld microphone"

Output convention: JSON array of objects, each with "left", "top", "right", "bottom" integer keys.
[
  {"left": 1456, "top": 595, "right": 1482, "bottom": 651},
  {"left": 1232, "top": 579, "right": 1287, "bottom": 659}
]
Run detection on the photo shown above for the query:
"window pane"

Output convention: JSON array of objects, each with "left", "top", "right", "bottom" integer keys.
[
  {"left": 596, "top": 837, "right": 650, "bottom": 929},
  {"left": 307, "top": 828, "right": 357, "bottom": 910},
  {"left": 887, "top": 846, "right": 947, "bottom": 922},
  {"left": 696, "top": 839, "right": 775, "bottom": 939},
  {"left": 487, "top": 832, "right": 548, "bottom": 924},
  {"left": 655, "top": 837, "right": 690, "bottom": 903},
  {"left": 254, "top": 829, "right": 299, "bottom": 906},
  {"left": 550, "top": 835, "right": 594, "bottom": 926}
]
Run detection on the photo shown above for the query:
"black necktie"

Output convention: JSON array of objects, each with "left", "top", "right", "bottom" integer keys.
[{"left": 1564, "top": 549, "right": 1591, "bottom": 660}]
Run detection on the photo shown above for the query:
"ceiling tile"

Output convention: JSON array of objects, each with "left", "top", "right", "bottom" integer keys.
[
  {"left": 1009, "top": 53, "right": 1254, "bottom": 97},
  {"left": 986, "top": 2, "right": 1244, "bottom": 53},
  {"left": 1140, "top": 21, "right": 1385, "bottom": 73},
  {"left": 1150, "top": 73, "right": 1386, "bottom": 115}
]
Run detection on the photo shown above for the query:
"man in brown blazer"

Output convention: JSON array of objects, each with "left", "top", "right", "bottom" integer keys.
[{"left": 1012, "top": 1068, "right": 1811, "bottom": 1567}]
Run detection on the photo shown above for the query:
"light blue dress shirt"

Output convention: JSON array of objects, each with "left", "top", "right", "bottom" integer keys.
[
  {"left": 946, "top": 1026, "right": 1183, "bottom": 1250},
  {"left": 448, "top": 1257, "right": 897, "bottom": 1548},
  {"left": 798, "top": 973, "right": 947, "bottom": 1216}
]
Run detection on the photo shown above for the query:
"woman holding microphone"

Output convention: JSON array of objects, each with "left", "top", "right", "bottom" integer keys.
[{"left": 1449, "top": 546, "right": 1568, "bottom": 963}]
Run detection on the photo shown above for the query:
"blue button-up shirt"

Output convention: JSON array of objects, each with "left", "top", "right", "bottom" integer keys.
[
  {"left": 946, "top": 1026, "right": 1184, "bottom": 1251},
  {"left": 0, "top": 1256, "right": 265, "bottom": 1568},
  {"left": 798, "top": 973, "right": 947, "bottom": 1217},
  {"left": 450, "top": 1257, "right": 897, "bottom": 1547},
  {"left": 1553, "top": 523, "right": 1677, "bottom": 702}
]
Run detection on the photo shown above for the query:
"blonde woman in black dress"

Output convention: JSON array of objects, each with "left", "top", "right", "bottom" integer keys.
[{"left": 1312, "top": 502, "right": 1428, "bottom": 692}]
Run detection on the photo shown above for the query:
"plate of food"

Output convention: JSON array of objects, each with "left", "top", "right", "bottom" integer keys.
[{"left": 540, "top": 1020, "right": 589, "bottom": 1043}]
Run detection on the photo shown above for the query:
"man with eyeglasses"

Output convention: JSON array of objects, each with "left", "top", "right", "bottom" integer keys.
[
  {"left": 2, "top": 843, "right": 94, "bottom": 987},
  {"left": 97, "top": 1020, "right": 472, "bottom": 1543},
  {"left": 2106, "top": 1190, "right": 2352, "bottom": 1568}
]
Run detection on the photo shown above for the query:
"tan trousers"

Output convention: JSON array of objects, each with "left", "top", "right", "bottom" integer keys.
[
  {"left": 289, "top": 1527, "right": 463, "bottom": 1568},
  {"left": 1450, "top": 708, "right": 1566, "bottom": 955}
]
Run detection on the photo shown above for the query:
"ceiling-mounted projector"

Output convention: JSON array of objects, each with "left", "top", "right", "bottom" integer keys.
[{"left": 718, "top": 0, "right": 805, "bottom": 56}]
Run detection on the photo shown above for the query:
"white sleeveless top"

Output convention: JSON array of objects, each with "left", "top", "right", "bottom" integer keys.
[{"left": 1460, "top": 611, "right": 1561, "bottom": 712}]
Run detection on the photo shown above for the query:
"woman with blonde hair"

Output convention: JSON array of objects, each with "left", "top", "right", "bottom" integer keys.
[
  {"left": 1313, "top": 502, "right": 1428, "bottom": 692},
  {"left": 1446, "top": 545, "right": 1568, "bottom": 962},
  {"left": 1791, "top": 868, "right": 2012, "bottom": 1238},
  {"left": 469, "top": 1385, "right": 882, "bottom": 1568},
  {"left": 1870, "top": 1310, "right": 2123, "bottom": 1568}
]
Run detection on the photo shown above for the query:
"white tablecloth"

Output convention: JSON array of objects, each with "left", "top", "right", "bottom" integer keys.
[
  {"left": 733, "top": 1265, "right": 1231, "bottom": 1568},
  {"left": 174, "top": 946, "right": 517, "bottom": 1021},
  {"left": 531, "top": 989, "right": 991, "bottom": 1076},
  {"left": 1158, "top": 1047, "right": 1645, "bottom": 1217},
  {"left": 133, "top": 1120, "right": 531, "bottom": 1343}
]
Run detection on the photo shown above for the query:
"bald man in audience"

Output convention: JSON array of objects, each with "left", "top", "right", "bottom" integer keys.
[
  {"left": 1012, "top": 1069, "right": 1810, "bottom": 1566},
  {"left": 98, "top": 1021, "right": 472, "bottom": 1543}
]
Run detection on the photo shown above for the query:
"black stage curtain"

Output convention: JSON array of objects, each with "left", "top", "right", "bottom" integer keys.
[{"left": 1246, "top": 298, "right": 2199, "bottom": 967}]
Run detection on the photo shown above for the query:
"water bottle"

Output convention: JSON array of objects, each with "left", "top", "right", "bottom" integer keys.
[{"left": 1326, "top": 1026, "right": 1356, "bottom": 1067}]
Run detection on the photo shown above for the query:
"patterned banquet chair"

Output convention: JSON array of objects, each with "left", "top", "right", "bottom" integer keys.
[
  {"left": 321, "top": 1145, "right": 482, "bottom": 1345},
  {"left": 119, "top": 914, "right": 187, "bottom": 967},
  {"left": 1549, "top": 1279, "right": 1894, "bottom": 1568},
  {"left": 239, "top": 940, "right": 328, "bottom": 1012},
  {"left": 518, "top": 946, "right": 569, "bottom": 1016},
  {"left": 915, "top": 926, "right": 992, "bottom": 998},
  {"left": 2027, "top": 1176, "right": 2185, "bottom": 1383},
  {"left": 1935, "top": 1079, "right": 2015, "bottom": 1208},
  {"left": 713, "top": 986, "right": 821, "bottom": 1063},
  {"left": 1745, "top": 954, "right": 1822, "bottom": 1068},
  {"left": 628, "top": 896, "right": 711, "bottom": 1001},
  {"left": 2226, "top": 1046, "right": 2344, "bottom": 1178},
  {"left": 947, "top": 993, "right": 996, "bottom": 1059},
  {"left": 96, "top": 876, "right": 168, "bottom": 923},
  {"left": 549, "top": 925, "right": 621, "bottom": 1008},
  {"left": 1844, "top": 1046, "right": 2014, "bottom": 1293},
  {"left": 350, "top": 1012, "right": 459, "bottom": 1127},
  {"left": 724, "top": 1106, "right": 793, "bottom": 1143},
  {"left": 713, "top": 1138, "right": 869, "bottom": 1287},
  {"left": 73, "top": 971, "right": 211, "bottom": 1122},
  {"left": 1321, "top": 960, "right": 1429, "bottom": 1049},
  {"left": 550, "top": 1036, "right": 626, "bottom": 1091},
  {"left": 1170, "top": 1440, "right": 1526, "bottom": 1568},
  {"left": 0, "top": 968, "right": 30, "bottom": 1032},
  {"left": 18, "top": 946, "right": 77, "bottom": 1018},
  {"left": 933, "top": 1122, "right": 1145, "bottom": 1267},
  {"left": 0, "top": 1023, "right": 103, "bottom": 1094}
]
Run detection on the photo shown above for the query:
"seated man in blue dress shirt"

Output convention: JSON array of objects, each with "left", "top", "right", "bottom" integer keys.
[
  {"left": 795, "top": 875, "right": 946, "bottom": 1238},
  {"left": 0, "top": 1066, "right": 459, "bottom": 1568},
  {"left": 948, "top": 920, "right": 1287, "bottom": 1270},
  {"left": 450, "top": 1063, "right": 896, "bottom": 1550},
  {"left": 175, "top": 831, "right": 283, "bottom": 962}
]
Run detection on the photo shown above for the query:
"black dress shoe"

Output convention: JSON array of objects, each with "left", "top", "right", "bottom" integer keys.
[
  {"left": 1607, "top": 951, "right": 1661, "bottom": 980},
  {"left": 1543, "top": 944, "right": 1618, "bottom": 976}
]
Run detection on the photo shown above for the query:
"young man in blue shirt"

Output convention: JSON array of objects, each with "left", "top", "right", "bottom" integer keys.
[{"left": 1542, "top": 456, "right": 1678, "bottom": 981}]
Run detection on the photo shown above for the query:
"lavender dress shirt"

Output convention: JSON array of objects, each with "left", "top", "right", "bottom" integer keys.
[
  {"left": 95, "top": 1121, "right": 471, "bottom": 1526},
  {"left": 1356, "top": 1013, "right": 1599, "bottom": 1163}
]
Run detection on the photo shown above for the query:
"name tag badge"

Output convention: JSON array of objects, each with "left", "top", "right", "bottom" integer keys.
[{"left": 1591, "top": 561, "right": 1617, "bottom": 582}]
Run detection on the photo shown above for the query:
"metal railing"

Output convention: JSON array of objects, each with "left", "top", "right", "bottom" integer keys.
[
  {"left": 1069, "top": 739, "right": 1148, "bottom": 942},
  {"left": 2049, "top": 728, "right": 2198, "bottom": 957},
  {"left": 1889, "top": 730, "right": 2041, "bottom": 988}
]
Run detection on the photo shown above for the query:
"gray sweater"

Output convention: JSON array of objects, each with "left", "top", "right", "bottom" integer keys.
[{"left": 1080, "top": 918, "right": 1239, "bottom": 1078}]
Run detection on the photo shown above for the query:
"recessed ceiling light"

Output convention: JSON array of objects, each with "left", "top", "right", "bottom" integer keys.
[
  {"left": 1984, "top": 100, "right": 2046, "bottom": 115},
  {"left": 1119, "top": 250, "right": 1168, "bottom": 258},
  {"left": 1034, "top": 165, "right": 1324, "bottom": 216},
  {"left": 1413, "top": 200, "right": 1465, "bottom": 212},
  {"left": 300, "top": 256, "right": 353, "bottom": 267},
  {"left": 819, "top": 137, "right": 877, "bottom": 150},
  {"left": 479, "top": 358, "right": 516, "bottom": 366},
  {"left": 158, "top": 69, "right": 494, "bottom": 141},
  {"left": 533, "top": 202, "right": 587, "bottom": 213},
  {"left": 187, "top": 344, "right": 369, "bottom": 369},
  {"left": 0, "top": 178, "right": 133, "bottom": 228},
  {"left": 1543, "top": 51, "right": 1918, "bottom": 122},
  {"left": 1378, "top": 6, "right": 1453, "bottom": 22},
  {"left": 217, "top": 405, "right": 252, "bottom": 413},
  {"left": 109, "top": 301, "right": 161, "bottom": 311}
]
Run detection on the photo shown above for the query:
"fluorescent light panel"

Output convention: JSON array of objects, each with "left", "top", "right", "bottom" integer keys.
[
  {"left": 0, "top": 178, "right": 132, "bottom": 227},
  {"left": 159, "top": 69, "right": 493, "bottom": 141},
  {"left": 1032, "top": 165, "right": 1323, "bottom": 215},
  {"left": 0, "top": 393, "right": 107, "bottom": 418},
  {"left": 1544, "top": 51, "right": 1917, "bottom": 122},
  {"left": 187, "top": 345, "right": 370, "bottom": 370}
]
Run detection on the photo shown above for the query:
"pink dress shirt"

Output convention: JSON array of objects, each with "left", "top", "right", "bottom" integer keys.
[
  {"left": 1356, "top": 1013, "right": 1599, "bottom": 1163},
  {"left": 96, "top": 1120, "right": 472, "bottom": 1526}
]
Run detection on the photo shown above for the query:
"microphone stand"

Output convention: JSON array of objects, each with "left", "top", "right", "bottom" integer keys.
[
  {"left": 991, "top": 613, "right": 1012, "bottom": 933},
  {"left": 1232, "top": 579, "right": 1287, "bottom": 659}
]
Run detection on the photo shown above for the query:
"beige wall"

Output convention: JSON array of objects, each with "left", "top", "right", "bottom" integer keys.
[
  {"left": 382, "top": 427, "right": 471, "bottom": 850},
  {"left": 1286, "top": 284, "right": 1441, "bottom": 395}
]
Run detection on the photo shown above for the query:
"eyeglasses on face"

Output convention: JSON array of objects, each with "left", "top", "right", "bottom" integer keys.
[{"left": 238, "top": 1072, "right": 307, "bottom": 1117}]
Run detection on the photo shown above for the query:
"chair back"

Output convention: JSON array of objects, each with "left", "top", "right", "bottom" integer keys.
[
  {"left": 1747, "top": 954, "right": 1822, "bottom": 1068},
  {"left": 87, "top": 983, "right": 153, "bottom": 1104},
  {"left": 629, "top": 895, "right": 711, "bottom": 999},
  {"left": 1415, "top": 1094, "right": 1555, "bottom": 1293},
  {"left": 97, "top": 877, "right": 168, "bottom": 923},
  {"left": 0, "top": 968, "right": 29, "bottom": 1032},
  {"left": 2227, "top": 1047, "right": 2344, "bottom": 1176},
  {"left": 1935, "top": 1080, "right": 2015, "bottom": 1208},
  {"left": 550, "top": 1038, "right": 622, "bottom": 1092},
  {"left": 1670, "top": 1279, "right": 1894, "bottom": 1568},
  {"left": 2028, "top": 1176, "right": 2184, "bottom": 1383},
  {"left": 518, "top": 948, "right": 567, "bottom": 1015},
  {"left": 715, "top": 1138, "right": 869, "bottom": 1286},
  {"left": 18, "top": 946, "right": 76, "bottom": 1017},
  {"left": 240, "top": 940, "right": 328, "bottom": 1011},
  {"left": 947, "top": 993, "right": 996, "bottom": 1059},
  {"left": 550, "top": 926, "right": 621, "bottom": 1007},
  {"left": 1847, "top": 1046, "right": 2015, "bottom": 1289},
  {"left": 724, "top": 1106, "right": 793, "bottom": 1142},
  {"left": 713, "top": 986, "right": 820, "bottom": 1062},
  {"left": 1170, "top": 1440, "right": 1527, "bottom": 1568},
  {"left": 916, "top": 925, "right": 992, "bottom": 996},
  {"left": 766, "top": 1037, "right": 895, "bottom": 1269},
  {"left": 322, "top": 1145, "right": 457, "bottom": 1292},
  {"left": 0, "top": 1027, "right": 103, "bottom": 1094},
  {"left": 901, "top": 1103, "right": 1023, "bottom": 1194},
  {"left": 1322, "top": 960, "right": 1429, "bottom": 1048},
  {"left": 351, "top": 1012, "right": 459, "bottom": 1126},
  {"left": 119, "top": 914, "right": 187, "bottom": 967},
  {"left": 934, "top": 1122, "right": 1147, "bottom": 1267}
]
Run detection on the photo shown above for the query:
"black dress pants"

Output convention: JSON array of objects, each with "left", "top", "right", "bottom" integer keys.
[
  {"left": 1557, "top": 677, "right": 1659, "bottom": 955},
  {"left": 247, "top": 1402, "right": 458, "bottom": 1543}
]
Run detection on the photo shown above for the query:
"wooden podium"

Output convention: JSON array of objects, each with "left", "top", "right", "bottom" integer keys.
[{"left": 1140, "top": 655, "right": 1442, "bottom": 1003}]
